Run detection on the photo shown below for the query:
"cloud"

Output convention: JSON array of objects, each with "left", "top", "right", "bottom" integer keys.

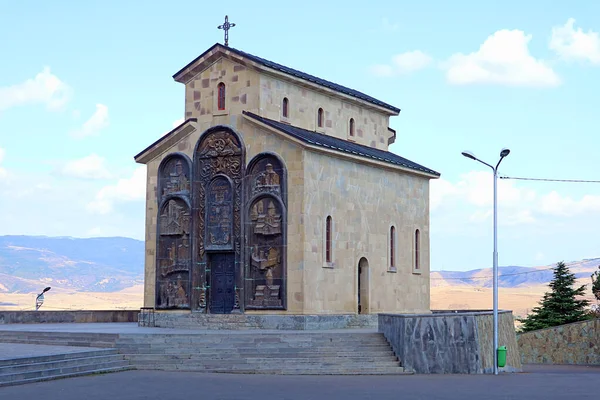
[
  {"left": 0, "top": 67, "right": 71, "bottom": 112},
  {"left": 0, "top": 147, "right": 7, "bottom": 180},
  {"left": 71, "top": 104, "right": 109, "bottom": 138},
  {"left": 86, "top": 167, "right": 146, "bottom": 214},
  {"left": 539, "top": 191, "right": 600, "bottom": 217},
  {"left": 60, "top": 154, "right": 112, "bottom": 180},
  {"left": 549, "top": 18, "right": 600, "bottom": 65},
  {"left": 370, "top": 51, "right": 433, "bottom": 77},
  {"left": 431, "top": 170, "right": 600, "bottom": 227},
  {"left": 442, "top": 29, "right": 560, "bottom": 87}
]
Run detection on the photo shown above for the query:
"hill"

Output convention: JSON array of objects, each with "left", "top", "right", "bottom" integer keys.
[{"left": 0, "top": 235, "right": 144, "bottom": 293}]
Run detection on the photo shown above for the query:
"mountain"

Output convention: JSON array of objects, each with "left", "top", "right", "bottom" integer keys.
[
  {"left": 431, "top": 258, "right": 600, "bottom": 288},
  {"left": 0, "top": 235, "right": 144, "bottom": 293}
]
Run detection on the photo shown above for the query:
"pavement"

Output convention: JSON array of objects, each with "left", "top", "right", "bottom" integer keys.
[{"left": 0, "top": 366, "right": 598, "bottom": 400}]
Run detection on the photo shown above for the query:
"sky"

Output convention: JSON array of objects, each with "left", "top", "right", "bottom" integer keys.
[{"left": 0, "top": 1, "right": 599, "bottom": 271}]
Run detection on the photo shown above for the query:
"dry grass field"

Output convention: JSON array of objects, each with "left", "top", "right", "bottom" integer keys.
[{"left": 1, "top": 281, "right": 597, "bottom": 317}]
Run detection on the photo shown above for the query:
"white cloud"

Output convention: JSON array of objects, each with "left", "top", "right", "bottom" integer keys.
[
  {"left": 71, "top": 104, "right": 109, "bottom": 138},
  {"left": 431, "top": 170, "right": 600, "bottom": 226},
  {"left": 0, "top": 147, "right": 7, "bottom": 180},
  {"left": 0, "top": 67, "right": 71, "bottom": 112},
  {"left": 86, "top": 167, "right": 146, "bottom": 214},
  {"left": 370, "top": 51, "right": 433, "bottom": 77},
  {"left": 549, "top": 18, "right": 600, "bottom": 65},
  {"left": 539, "top": 191, "right": 600, "bottom": 217},
  {"left": 61, "top": 154, "right": 112, "bottom": 180},
  {"left": 443, "top": 29, "right": 560, "bottom": 87},
  {"left": 172, "top": 118, "right": 184, "bottom": 128}
]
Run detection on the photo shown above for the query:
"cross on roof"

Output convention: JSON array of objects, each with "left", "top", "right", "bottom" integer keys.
[{"left": 218, "top": 15, "right": 236, "bottom": 47}]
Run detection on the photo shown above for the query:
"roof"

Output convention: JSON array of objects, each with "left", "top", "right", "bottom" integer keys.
[
  {"left": 243, "top": 111, "right": 440, "bottom": 177},
  {"left": 134, "top": 118, "right": 197, "bottom": 162},
  {"left": 173, "top": 43, "right": 400, "bottom": 114}
]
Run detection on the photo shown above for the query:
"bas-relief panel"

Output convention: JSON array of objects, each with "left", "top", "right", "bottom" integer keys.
[
  {"left": 156, "top": 197, "right": 191, "bottom": 309},
  {"left": 194, "top": 129, "right": 244, "bottom": 313},
  {"left": 245, "top": 155, "right": 287, "bottom": 310},
  {"left": 155, "top": 154, "right": 193, "bottom": 309}
]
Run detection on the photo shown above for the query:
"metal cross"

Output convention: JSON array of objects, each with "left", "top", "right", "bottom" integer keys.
[{"left": 218, "top": 15, "right": 236, "bottom": 47}]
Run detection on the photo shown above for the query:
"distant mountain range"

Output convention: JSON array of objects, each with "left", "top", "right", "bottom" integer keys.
[
  {"left": 431, "top": 259, "right": 600, "bottom": 288},
  {"left": 0, "top": 235, "right": 597, "bottom": 294},
  {"left": 0, "top": 235, "right": 144, "bottom": 293}
]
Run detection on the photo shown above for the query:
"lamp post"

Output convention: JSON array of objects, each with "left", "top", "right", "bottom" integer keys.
[
  {"left": 35, "top": 287, "right": 51, "bottom": 311},
  {"left": 461, "top": 148, "right": 510, "bottom": 375}
]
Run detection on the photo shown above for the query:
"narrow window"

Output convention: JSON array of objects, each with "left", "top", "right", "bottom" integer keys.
[
  {"left": 282, "top": 97, "right": 289, "bottom": 118},
  {"left": 217, "top": 82, "right": 226, "bottom": 111},
  {"left": 326, "top": 216, "right": 332, "bottom": 263},
  {"left": 317, "top": 108, "right": 324, "bottom": 128},
  {"left": 349, "top": 118, "right": 355, "bottom": 136},
  {"left": 415, "top": 229, "right": 420, "bottom": 270},
  {"left": 390, "top": 226, "right": 396, "bottom": 269}
]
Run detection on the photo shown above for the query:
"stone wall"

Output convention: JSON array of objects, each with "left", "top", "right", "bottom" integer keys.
[
  {"left": 517, "top": 318, "right": 600, "bottom": 365},
  {"left": 141, "top": 312, "right": 377, "bottom": 330},
  {"left": 378, "top": 311, "right": 522, "bottom": 374},
  {"left": 0, "top": 310, "right": 138, "bottom": 324},
  {"left": 303, "top": 150, "right": 430, "bottom": 314}
]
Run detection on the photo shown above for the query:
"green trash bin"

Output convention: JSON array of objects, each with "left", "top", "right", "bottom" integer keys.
[{"left": 497, "top": 346, "right": 507, "bottom": 368}]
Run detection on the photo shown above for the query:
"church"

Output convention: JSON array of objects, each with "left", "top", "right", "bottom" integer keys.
[{"left": 134, "top": 37, "right": 440, "bottom": 316}]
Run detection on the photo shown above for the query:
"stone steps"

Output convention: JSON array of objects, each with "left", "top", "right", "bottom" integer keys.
[
  {"left": 135, "top": 364, "right": 409, "bottom": 375},
  {"left": 0, "top": 349, "right": 132, "bottom": 387}
]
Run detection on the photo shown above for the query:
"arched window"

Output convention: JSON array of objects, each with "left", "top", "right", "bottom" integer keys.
[
  {"left": 390, "top": 226, "right": 396, "bottom": 270},
  {"left": 326, "top": 215, "right": 332, "bottom": 263},
  {"left": 349, "top": 118, "right": 355, "bottom": 136},
  {"left": 217, "top": 82, "right": 226, "bottom": 111},
  {"left": 317, "top": 108, "right": 324, "bottom": 128},
  {"left": 282, "top": 97, "right": 289, "bottom": 118},
  {"left": 415, "top": 229, "right": 420, "bottom": 270}
]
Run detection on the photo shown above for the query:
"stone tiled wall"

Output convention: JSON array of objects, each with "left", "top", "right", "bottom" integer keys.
[
  {"left": 184, "top": 57, "right": 260, "bottom": 122},
  {"left": 258, "top": 74, "right": 392, "bottom": 150},
  {"left": 302, "top": 150, "right": 430, "bottom": 314},
  {"left": 475, "top": 312, "right": 522, "bottom": 373},
  {"left": 378, "top": 311, "right": 522, "bottom": 374},
  {"left": 517, "top": 319, "right": 600, "bottom": 365}
]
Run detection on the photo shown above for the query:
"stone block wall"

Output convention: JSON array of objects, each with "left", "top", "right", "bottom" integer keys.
[
  {"left": 303, "top": 150, "right": 430, "bottom": 314},
  {"left": 0, "top": 310, "right": 138, "bottom": 324},
  {"left": 517, "top": 318, "right": 600, "bottom": 365},
  {"left": 378, "top": 311, "right": 522, "bottom": 374}
]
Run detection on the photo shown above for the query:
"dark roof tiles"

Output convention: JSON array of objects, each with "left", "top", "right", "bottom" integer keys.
[{"left": 243, "top": 111, "right": 439, "bottom": 177}]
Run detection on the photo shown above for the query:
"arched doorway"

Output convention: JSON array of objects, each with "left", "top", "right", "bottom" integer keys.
[{"left": 358, "top": 257, "right": 369, "bottom": 314}]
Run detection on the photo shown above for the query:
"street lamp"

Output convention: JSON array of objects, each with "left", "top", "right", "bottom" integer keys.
[
  {"left": 461, "top": 148, "right": 510, "bottom": 375},
  {"left": 35, "top": 287, "right": 51, "bottom": 311}
]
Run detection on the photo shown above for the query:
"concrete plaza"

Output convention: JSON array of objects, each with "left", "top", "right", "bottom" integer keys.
[{"left": 0, "top": 365, "right": 598, "bottom": 400}]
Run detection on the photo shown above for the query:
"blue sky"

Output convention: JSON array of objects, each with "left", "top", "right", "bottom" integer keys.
[{"left": 1, "top": 1, "right": 599, "bottom": 271}]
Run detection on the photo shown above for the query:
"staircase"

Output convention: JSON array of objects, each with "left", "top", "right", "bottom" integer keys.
[
  {"left": 117, "top": 332, "right": 409, "bottom": 375},
  {"left": 0, "top": 349, "right": 131, "bottom": 387}
]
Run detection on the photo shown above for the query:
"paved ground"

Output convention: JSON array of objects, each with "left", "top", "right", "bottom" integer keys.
[
  {"left": 0, "top": 322, "right": 376, "bottom": 334},
  {"left": 0, "top": 343, "right": 102, "bottom": 361},
  {"left": 0, "top": 366, "right": 598, "bottom": 400}
]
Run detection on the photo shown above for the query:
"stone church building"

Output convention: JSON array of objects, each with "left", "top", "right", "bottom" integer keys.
[{"left": 134, "top": 43, "right": 440, "bottom": 316}]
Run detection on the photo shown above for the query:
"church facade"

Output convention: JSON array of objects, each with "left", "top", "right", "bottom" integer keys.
[{"left": 134, "top": 43, "right": 440, "bottom": 315}]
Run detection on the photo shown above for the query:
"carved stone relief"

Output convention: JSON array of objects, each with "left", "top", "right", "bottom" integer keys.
[
  {"left": 156, "top": 197, "right": 191, "bottom": 309},
  {"left": 245, "top": 155, "right": 287, "bottom": 310},
  {"left": 193, "top": 129, "right": 244, "bottom": 313},
  {"left": 159, "top": 156, "right": 191, "bottom": 201}
]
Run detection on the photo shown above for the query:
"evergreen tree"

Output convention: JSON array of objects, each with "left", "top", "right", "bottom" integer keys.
[
  {"left": 519, "top": 261, "right": 590, "bottom": 332},
  {"left": 591, "top": 266, "right": 600, "bottom": 303}
]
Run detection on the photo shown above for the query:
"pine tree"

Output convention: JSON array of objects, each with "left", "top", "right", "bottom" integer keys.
[
  {"left": 519, "top": 261, "right": 590, "bottom": 332},
  {"left": 591, "top": 266, "right": 600, "bottom": 303}
]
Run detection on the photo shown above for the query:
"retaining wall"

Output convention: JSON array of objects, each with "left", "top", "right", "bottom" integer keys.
[
  {"left": 0, "top": 311, "right": 139, "bottom": 324},
  {"left": 378, "top": 310, "right": 522, "bottom": 374},
  {"left": 517, "top": 318, "right": 600, "bottom": 365}
]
